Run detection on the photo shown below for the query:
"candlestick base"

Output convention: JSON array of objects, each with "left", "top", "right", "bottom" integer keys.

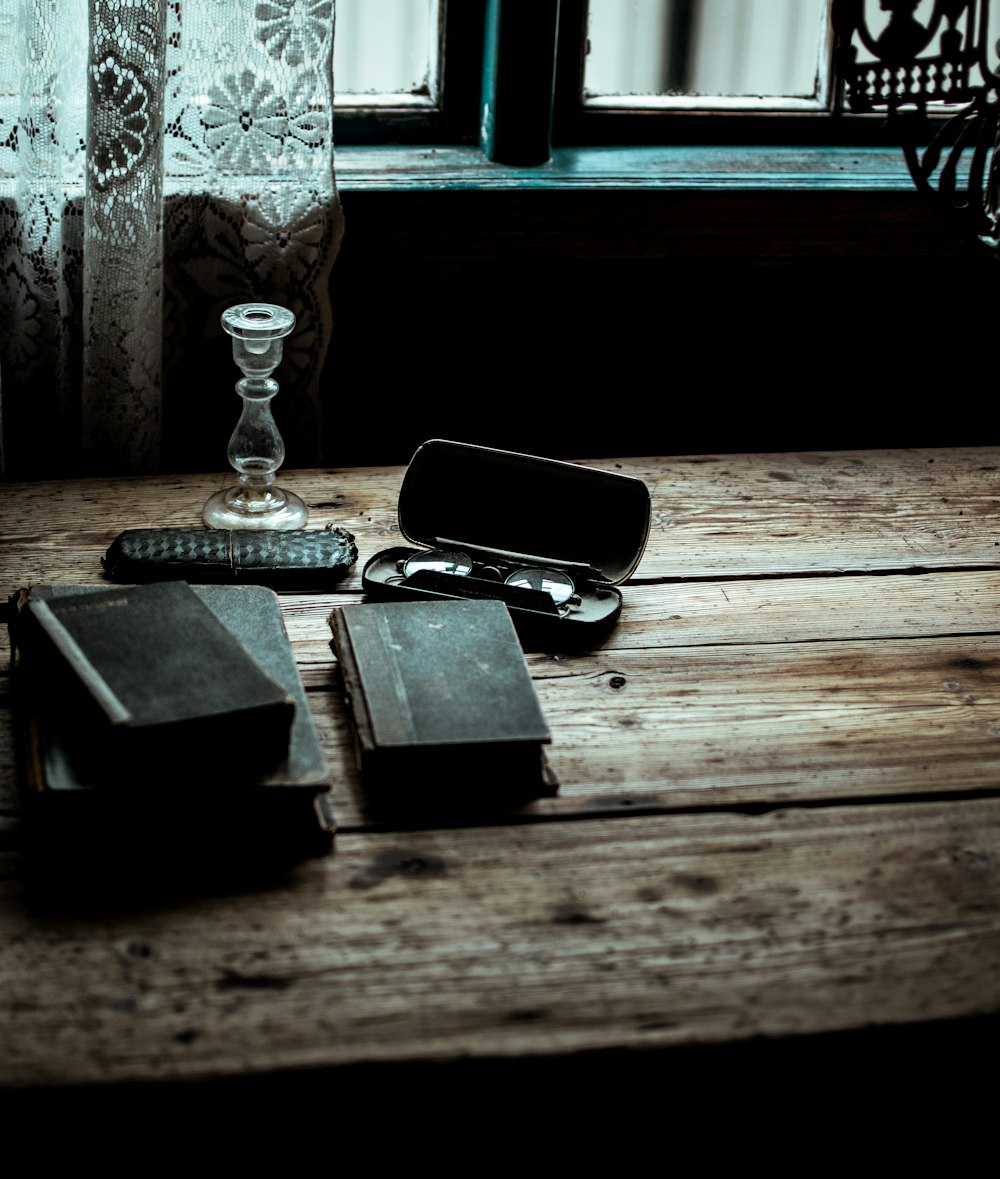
[{"left": 202, "top": 485, "right": 309, "bottom": 531}]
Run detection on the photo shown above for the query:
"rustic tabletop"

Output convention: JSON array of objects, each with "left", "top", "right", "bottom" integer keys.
[{"left": 2, "top": 448, "right": 998, "bottom": 1123}]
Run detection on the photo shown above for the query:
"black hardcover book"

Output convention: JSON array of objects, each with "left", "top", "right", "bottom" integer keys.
[
  {"left": 329, "top": 598, "right": 557, "bottom": 814},
  {"left": 13, "top": 580, "right": 295, "bottom": 780},
  {"left": 9, "top": 584, "right": 335, "bottom": 897}
]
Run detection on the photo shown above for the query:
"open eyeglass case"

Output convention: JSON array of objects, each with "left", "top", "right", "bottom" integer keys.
[{"left": 361, "top": 439, "right": 652, "bottom": 648}]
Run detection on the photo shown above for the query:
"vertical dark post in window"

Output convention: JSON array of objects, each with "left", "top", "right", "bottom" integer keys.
[
  {"left": 664, "top": 0, "right": 697, "bottom": 93},
  {"left": 480, "top": 0, "right": 561, "bottom": 164}
]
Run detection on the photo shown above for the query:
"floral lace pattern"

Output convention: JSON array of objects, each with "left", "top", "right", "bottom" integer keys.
[{"left": 0, "top": 0, "right": 342, "bottom": 478}]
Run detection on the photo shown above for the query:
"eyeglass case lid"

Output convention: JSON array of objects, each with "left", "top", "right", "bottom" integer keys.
[{"left": 397, "top": 439, "right": 651, "bottom": 585}]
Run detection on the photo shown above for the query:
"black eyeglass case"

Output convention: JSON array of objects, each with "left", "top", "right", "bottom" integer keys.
[{"left": 361, "top": 439, "right": 651, "bottom": 648}]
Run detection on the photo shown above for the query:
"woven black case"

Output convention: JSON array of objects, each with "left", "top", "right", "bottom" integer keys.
[{"left": 103, "top": 526, "right": 358, "bottom": 590}]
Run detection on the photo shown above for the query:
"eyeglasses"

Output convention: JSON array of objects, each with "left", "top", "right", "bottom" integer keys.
[{"left": 393, "top": 549, "right": 582, "bottom": 615}]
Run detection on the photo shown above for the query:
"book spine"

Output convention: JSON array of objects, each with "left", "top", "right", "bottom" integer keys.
[
  {"left": 20, "top": 598, "right": 131, "bottom": 725},
  {"left": 328, "top": 610, "right": 378, "bottom": 758}
]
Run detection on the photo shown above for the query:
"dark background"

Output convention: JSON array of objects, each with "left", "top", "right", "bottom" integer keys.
[
  {"left": 155, "top": 177, "right": 999, "bottom": 476},
  {"left": 321, "top": 184, "right": 999, "bottom": 469}
]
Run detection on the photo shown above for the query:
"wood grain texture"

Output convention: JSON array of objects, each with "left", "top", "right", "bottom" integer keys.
[
  {"left": 2, "top": 448, "right": 998, "bottom": 590},
  {"left": 1, "top": 448, "right": 998, "bottom": 1091},
  {"left": 1, "top": 798, "right": 996, "bottom": 1087},
  {"left": 5, "top": 573, "right": 999, "bottom": 832}
]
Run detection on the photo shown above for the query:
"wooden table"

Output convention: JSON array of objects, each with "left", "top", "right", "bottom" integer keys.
[{"left": 2, "top": 449, "right": 999, "bottom": 1122}]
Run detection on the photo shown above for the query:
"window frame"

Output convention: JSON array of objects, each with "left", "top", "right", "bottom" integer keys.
[
  {"left": 552, "top": 0, "right": 910, "bottom": 150},
  {"left": 331, "top": 0, "right": 985, "bottom": 244},
  {"left": 332, "top": 1, "right": 485, "bottom": 146},
  {"left": 332, "top": 0, "right": 918, "bottom": 157}
]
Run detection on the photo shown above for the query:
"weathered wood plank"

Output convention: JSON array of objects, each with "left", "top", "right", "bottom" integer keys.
[
  {"left": 5, "top": 570, "right": 999, "bottom": 682},
  {"left": 6, "top": 637, "right": 1000, "bottom": 830},
  {"left": 307, "top": 632, "right": 1000, "bottom": 827},
  {"left": 2, "top": 451, "right": 997, "bottom": 1090},
  {"left": 0, "top": 468, "right": 401, "bottom": 594},
  {"left": 304, "top": 570, "right": 1000, "bottom": 824},
  {"left": 531, "top": 634, "right": 1000, "bottom": 805},
  {"left": 1, "top": 797, "right": 996, "bottom": 1087},
  {"left": 277, "top": 569, "right": 1000, "bottom": 674},
  {"left": 609, "top": 571, "right": 1000, "bottom": 650},
  {"left": 622, "top": 447, "right": 1000, "bottom": 579},
  {"left": 2, "top": 448, "right": 998, "bottom": 590}
]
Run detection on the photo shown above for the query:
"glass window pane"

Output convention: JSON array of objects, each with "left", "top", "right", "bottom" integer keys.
[
  {"left": 335, "top": 0, "right": 439, "bottom": 103},
  {"left": 585, "top": 0, "right": 831, "bottom": 108}
]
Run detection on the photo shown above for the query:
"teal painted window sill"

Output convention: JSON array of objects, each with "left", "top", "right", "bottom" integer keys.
[{"left": 334, "top": 144, "right": 917, "bottom": 193}]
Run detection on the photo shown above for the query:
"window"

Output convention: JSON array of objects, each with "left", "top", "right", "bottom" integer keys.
[
  {"left": 583, "top": 0, "right": 832, "bottom": 108},
  {"left": 335, "top": 0, "right": 439, "bottom": 109},
  {"left": 331, "top": 1, "right": 1000, "bottom": 158},
  {"left": 333, "top": 0, "right": 481, "bottom": 145},
  {"left": 556, "top": 0, "right": 843, "bottom": 147}
]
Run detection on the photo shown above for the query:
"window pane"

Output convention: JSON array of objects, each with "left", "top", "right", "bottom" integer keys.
[
  {"left": 585, "top": 0, "right": 831, "bottom": 109},
  {"left": 335, "top": 0, "right": 439, "bottom": 104}
]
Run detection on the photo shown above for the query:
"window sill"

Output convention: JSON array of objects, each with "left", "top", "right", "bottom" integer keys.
[
  {"left": 331, "top": 141, "right": 995, "bottom": 262},
  {"left": 334, "top": 144, "right": 918, "bottom": 193}
]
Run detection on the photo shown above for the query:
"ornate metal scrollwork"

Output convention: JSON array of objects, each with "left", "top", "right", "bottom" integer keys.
[{"left": 833, "top": 0, "right": 1000, "bottom": 247}]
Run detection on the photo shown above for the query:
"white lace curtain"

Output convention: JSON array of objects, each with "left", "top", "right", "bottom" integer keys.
[{"left": 0, "top": 0, "right": 343, "bottom": 480}]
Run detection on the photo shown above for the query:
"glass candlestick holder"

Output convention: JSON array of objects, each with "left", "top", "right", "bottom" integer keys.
[{"left": 202, "top": 302, "right": 308, "bottom": 531}]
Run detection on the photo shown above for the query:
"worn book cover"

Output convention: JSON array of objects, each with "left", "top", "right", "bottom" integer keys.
[
  {"left": 329, "top": 598, "right": 557, "bottom": 812},
  {"left": 9, "top": 583, "right": 335, "bottom": 895},
  {"left": 14, "top": 580, "right": 296, "bottom": 779}
]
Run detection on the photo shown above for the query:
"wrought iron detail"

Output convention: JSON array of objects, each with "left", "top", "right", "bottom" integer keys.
[{"left": 833, "top": 0, "right": 1000, "bottom": 247}]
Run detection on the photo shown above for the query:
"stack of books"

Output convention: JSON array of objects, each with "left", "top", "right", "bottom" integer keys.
[{"left": 8, "top": 580, "right": 334, "bottom": 901}]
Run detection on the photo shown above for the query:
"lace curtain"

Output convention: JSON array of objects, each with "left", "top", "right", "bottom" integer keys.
[{"left": 0, "top": 0, "right": 343, "bottom": 480}]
